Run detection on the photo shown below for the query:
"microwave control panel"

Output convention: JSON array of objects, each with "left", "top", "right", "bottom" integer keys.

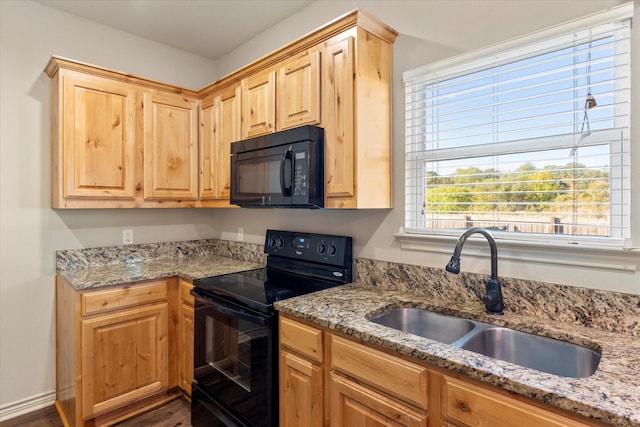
[{"left": 292, "top": 151, "right": 308, "bottom": 197}]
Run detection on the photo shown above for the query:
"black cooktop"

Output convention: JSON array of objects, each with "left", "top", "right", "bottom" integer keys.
[
  {"left": 193, "top": 229, "right": 353, "bottom": 315},
  {"left": 194, "top": 267, "right": 345, "bottom": 314}
]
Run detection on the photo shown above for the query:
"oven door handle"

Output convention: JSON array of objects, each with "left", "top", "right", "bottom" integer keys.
[{"left": 192, "top": 289, "right": 271, "bottom": 325}]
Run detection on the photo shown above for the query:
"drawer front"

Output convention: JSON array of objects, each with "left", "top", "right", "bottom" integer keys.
[
  {"left": 180, "top": 279, "right": 194, "bottom": 306},
  {"left": 82, "top": 280, "right": 167, "bottom": 316},
  {"left": 330, "top": 335, "right": 428, "bottom": 410},
  {"left": 443, "top": 375, "right": 593, "bottom": 427},
  {"left": 280, "top": 316, "right": 323, "bottom": 363}
]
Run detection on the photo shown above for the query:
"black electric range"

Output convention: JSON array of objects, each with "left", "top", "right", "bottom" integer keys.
[{"left": 191, "top": 229, "right": 353, "bottom": 427}]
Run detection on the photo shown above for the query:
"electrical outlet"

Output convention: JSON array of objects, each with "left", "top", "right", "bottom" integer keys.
[
  {"left": 237, "top": 227, "right": 244, "bottom": 242},
  {"left": 122, "top": 229, "right": 134, "bottom": 245}
]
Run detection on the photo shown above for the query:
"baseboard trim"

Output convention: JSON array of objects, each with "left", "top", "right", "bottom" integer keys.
[{"left": 0, "top": 390, "right": 56, "bottom": 422}]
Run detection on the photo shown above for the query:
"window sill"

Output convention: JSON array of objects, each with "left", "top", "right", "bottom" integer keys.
[{"left": 395, "top": 232, "right": 640, "bottom": 272}]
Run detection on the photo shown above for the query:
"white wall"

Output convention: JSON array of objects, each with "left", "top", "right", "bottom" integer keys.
[
  {"left": 0, "top": 0, "right": 637, "bottom": 417},
  {"left": 0, "top": 0, "right": 220, "bottom": 414},
  {"left": 211, "top": 0, "right": 640, "bottom": 293}
]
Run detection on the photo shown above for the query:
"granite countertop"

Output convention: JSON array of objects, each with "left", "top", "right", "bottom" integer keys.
[
  {"left": 58, "top": 254, "right": 263, "bottom": 290},
  {"left": 275, "top": 283, "right": 640, "bottom": 427}
]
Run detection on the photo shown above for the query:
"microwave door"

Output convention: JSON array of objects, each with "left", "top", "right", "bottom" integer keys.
[{"left": 232, "top": 146, "right": 292, "bottom": 206}]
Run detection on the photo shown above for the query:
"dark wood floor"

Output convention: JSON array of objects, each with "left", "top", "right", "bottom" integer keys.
[{"left": 0, "top": 398, "right": 191, "bottom": 427}]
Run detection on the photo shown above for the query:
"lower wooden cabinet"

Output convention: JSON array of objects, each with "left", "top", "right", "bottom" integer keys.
[
  {"left": 280, "top": 350, "right": 324, "bottom": 427},
  {"left": 278, "top": 315, "right": 607, "bottom": 427},
  {"left": 178, "top": 279, "right": 194, "bottom": 395},
  {"left": 329, "top": 373, "right": 428, "bottom": 427},
  {"left": 56, "top": 277, "right": 188, "bottom": 427}
]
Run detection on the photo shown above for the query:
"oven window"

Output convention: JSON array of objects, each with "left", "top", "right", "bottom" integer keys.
[{"left": 204, "top": 314, "right": 268, "bottom": 391}]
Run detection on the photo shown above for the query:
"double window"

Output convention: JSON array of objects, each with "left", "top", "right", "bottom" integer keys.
[{"left": 404, "top": 5, "right": 632, "bottom": 248}]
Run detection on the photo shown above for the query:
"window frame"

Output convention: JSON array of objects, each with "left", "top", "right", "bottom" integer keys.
[{"left": 397, "top": 2, "right": 638, "bottom": 273}]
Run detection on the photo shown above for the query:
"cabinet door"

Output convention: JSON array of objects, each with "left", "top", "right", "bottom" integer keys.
[
  {"left": 81, "top": 303, "right": 169, "bottom": 418},
  {"left": 277, "top": 51, "right": 321, "bottom": 130},
  {"left": 179, "top": 302, "right": 194, "bottom": 395},
  {"left": 321, "top": 36, "right": 355, "bottom": 200},
  {"left": 200, "top": 85, "right": 241, "bottom": 200},
  {"left": 61, "top": 71, "right": 136, "bottom": 199},
  {"left": 143, "top": 92, "right": 199, "bottom": 200},
  {"left": 280, "top": 350, "right": 323, "bottom": 427},
  {"left": 242, "top": 69, "right": 276, "bottom": 138},
  {"left": 330, "top": 373, "right": 428, "bottom": 427}
]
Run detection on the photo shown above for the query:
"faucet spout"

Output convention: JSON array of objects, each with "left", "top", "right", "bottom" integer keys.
[{"left": 445, "top": 228, "right": 504, "bottom": 314}]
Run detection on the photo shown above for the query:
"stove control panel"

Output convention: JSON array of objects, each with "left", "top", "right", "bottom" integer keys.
[{"left": 264, "top": 229, "right": 352, "bottom": 267}]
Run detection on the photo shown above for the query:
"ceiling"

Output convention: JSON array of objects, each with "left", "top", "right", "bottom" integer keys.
[{"left": 36, "top": 0, "right": 314, "bottom": 60}]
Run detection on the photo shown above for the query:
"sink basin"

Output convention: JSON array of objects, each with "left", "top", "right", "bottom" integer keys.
[
  {"left": 368, "top": 308, "right": 601, "bottom": 377},
  {"left": 459, "top": 327, "right": 601, "bottom": 378},
  {"left": 369, "top": 308, "right": 475, "bottom": 344}
]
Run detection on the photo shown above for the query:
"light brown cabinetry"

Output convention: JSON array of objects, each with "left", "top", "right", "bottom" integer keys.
[
  {"left": 142, "top": 92, "right": 199, "bottom": 200},
  {"left": 279, "top": 316, "right": 324, "bottom": 427},
  {"left": 241, "top": 69, "right": 277, "bottom": 138},
  {"left": 47, "top": 10, "right": 397, "bottom": 209},
  {"left": 46, "top": 58, "right": 200, "bottom": 208},
  {"left": 200, "top": 84, "right": 241, "bottom": 205},
  {"left": 177, "top": 279, "right": 195, "bottom": 395},
  {"left": 277, "top": 50, "right": 321, "bottom": 130},
  {"left": 51, "top": 69, "right": 137, "bottom": 204},
  {"left": 321, "top": 25, "right": 394, "bottom": 208},
  {"left": 56, "top": 277, "right": 183, "bottom": 427},
  {"left": 278, "top": 315, "right": 606, "bottom": 427}
]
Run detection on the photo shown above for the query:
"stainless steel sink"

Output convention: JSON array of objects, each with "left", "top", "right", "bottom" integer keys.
[
  {"left": 459, "top": 327, "right": 601, "bottom": 378},
  {"left": 369, "top": 308, "right": 475, "bottom": 344},
  {"left": 368, "top": 308, "right": 601, "bottom": 377}
]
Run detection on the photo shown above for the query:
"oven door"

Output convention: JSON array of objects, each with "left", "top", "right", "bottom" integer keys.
[{"left": 192, "top": 289, "right": 276, "bottom": 427}]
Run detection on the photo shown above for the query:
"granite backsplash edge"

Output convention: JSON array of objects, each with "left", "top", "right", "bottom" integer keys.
[
  {"left": 56, "top": 239, "right": 266, "bottom": 271},
  {"left": 55, "top": 241, "right": 639, "bottom": 335},
  {"left": 354, "top": 258, "right": 640, "bottom": 336}
]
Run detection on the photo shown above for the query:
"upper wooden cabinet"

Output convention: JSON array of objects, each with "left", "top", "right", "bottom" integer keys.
[
  {"left": 142, "top": 91, "right": 199, "bottom": 200},
  {"left": 46, "top": 9, "right": 398, "bottom": 209},
  {"left": 51, "top": 69, "right": 137, "bottom": 204},
  {"left": 46, "top": 57, "right": 201, "bottom": 208},
  {"left": 241, "top": 69, "right": 276, "bottom": 138},
  {"left": 200, "top": 84, "right": 241, "bottom": 205},
  {"left": 277, "top": 50, "right": 321, "bottom": 131}
]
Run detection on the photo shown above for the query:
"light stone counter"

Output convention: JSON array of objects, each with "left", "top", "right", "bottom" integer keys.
[
  {"left": 56, "top": 239, "right": 265, "bottom": 290},
  {"left": 275, "top": 283, "right": 640, "bottom": 427}
]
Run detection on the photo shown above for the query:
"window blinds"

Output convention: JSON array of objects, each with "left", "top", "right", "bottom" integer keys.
[{"left": 404, "top": 8, "right": 631, "bottom": 246}]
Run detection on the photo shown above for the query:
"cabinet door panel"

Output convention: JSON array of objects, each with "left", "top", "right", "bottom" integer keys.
[
  {"left": 277, "top": 51, "right": 321, "bottom": 130},
  {"left": 242, "top": 70, "right": 276, "bottom": 138},
  {"left": 201, "top": 85, "right": 241, "bottom": 200},
  {"left": 81, "top": 303, "right": 168, "bottom": 418},
  {"left": 330, "top": 373, "right": 428, "bottom": 427},
  {"left": 62, "top": 73, "right": 136, "bottom": 199},
  {"left": 280, "top": 350, "right": 323, "bottom": 427},
  {"left": 322, "top": 36, "right": 355, "bottom": 199},
  {"left": 179, "top": 302, "right": 194, "bottom": 395},
  {"left": 143, "top": 92, "right": 199, "bottom": 200}
]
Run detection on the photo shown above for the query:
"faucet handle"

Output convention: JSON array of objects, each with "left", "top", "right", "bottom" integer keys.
[{"left": 482, "top": 278, "right": 505, "bottom": 314}]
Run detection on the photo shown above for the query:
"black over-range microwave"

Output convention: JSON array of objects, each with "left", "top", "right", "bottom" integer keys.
[{"left": 230, "top": 125, "right": 324, "bottom": 208}]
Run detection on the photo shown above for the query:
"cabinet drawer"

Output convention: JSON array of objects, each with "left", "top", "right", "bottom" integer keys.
[
  {"left": 82, "top": 280, "right": 167, "bottom": 316},
  {"left": 330, "top": 335, "right": 428, "bottom": 410},
  {"left": 280, "top": 317, "right": 323, "bottom": 363},
  {"left": 180, "top": 279, "right": 194, "bottom": 306},
  {"left": 443, "top": 375, "right": 593, "bottom": 427}
]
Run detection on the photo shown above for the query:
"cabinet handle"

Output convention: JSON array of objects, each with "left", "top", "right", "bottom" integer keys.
[{"left": 457, "top": 402, "right": 469, "bottom": 411}]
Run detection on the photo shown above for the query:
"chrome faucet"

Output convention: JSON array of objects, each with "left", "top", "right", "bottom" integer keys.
[{"left": 445, "top": 228, "right": 505, "bottom": 314}]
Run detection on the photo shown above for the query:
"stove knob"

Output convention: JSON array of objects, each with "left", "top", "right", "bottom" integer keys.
[
  {"left": 267, "top": 236, "right": 276, "bottom": 247},
  {"left": 317, "top": 243, "right": 327, "bottom": 254},
  {"left": 327, "top": 244, "right": 337, "bottom": 256},
  {"left": 276, "top": 237, "right": 285, "bottom": 249}
]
